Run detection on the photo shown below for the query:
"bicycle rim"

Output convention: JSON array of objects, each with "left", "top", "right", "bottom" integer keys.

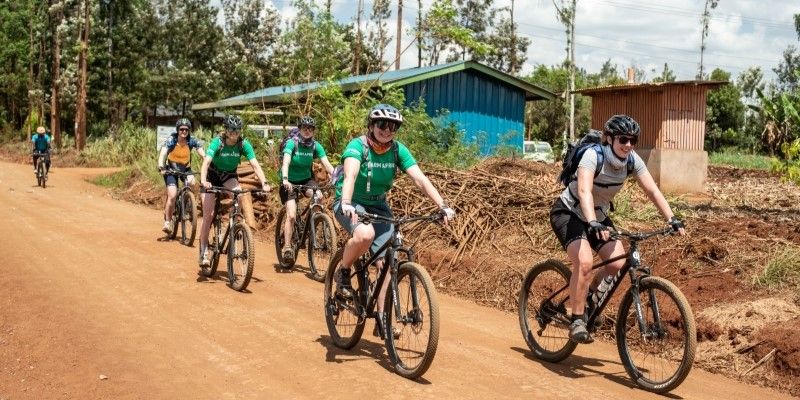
[
  {"left": 227, "top": 222, "right": 255, "bottom": 291},
  {"left": 518, "top": 259, "right": 577, "bottom": 362},
  {"left": 385, "top": 262, "right": 440, "bottom": 380},
  {"left": 308, "top": 213, "right": 337, "bottom": 282},
  {"left": 323, "top": 248, "right": 364, "bottom": 349},
  {"left": 180, "top": 190, "right": 197, "bottom": 246},
  {"left": 616, "top": 276, "right": 696, "bottom": 393}
]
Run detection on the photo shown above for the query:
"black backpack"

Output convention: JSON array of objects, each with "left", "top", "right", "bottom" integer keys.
[{"left": 557, "top": 130, "right": 634, "bottom": 187}]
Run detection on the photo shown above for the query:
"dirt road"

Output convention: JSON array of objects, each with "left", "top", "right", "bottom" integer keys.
[{"left": 0, "top": 160, "right": 793, "bottom": 400}]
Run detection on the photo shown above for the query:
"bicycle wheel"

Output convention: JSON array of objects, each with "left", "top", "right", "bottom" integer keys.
[
  {"left": 323, "top": 248, "right": 365, "bottom": 349},
  {"left": 307, "top": 212, "right": 337, "bottom": 282},
  {"left": 616, "top": 276, "right": 696, "bottom": 393},
  {"left": 168, "top": 197, "right": 180, "bottom": 241},
  {"left": 179, "top": 190, "right": 198, "bottom": 246},
  {"left": 37, "top": 161, "right": 45, "bottom": 188},
  {"left": 227, "top": 221, "right": 255, "bottom": 291},
  {"left": 274, "top": 208, "right": 294, "bottom": 269},
  {"left": 384, "top": 262, "right": 440, "bottom": 380},
  {"left": 518, "top": 259, "right": 577, "bottom": 363},
  {"left": 200, "top": 220, "right": 221, "bottom": 277}
]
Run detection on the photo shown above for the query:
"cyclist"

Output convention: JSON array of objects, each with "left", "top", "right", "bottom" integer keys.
[
  {"left": 31, "top": 126, "right": 51, "bottom": 174},
  {"left": 198, "top": 115, "right": 271, "bottom": 267},
  {"left": 157, "top": 118, "right": 206, "bottom": 234},
  {"left": 333, "top": 103, "right": 455, "bottom": 339},
  {"left": 549, "top": 114, "right": 685, "bottom": 344},
  {"left": 279, "top": 116, "right": 335, "bottom": 264}
]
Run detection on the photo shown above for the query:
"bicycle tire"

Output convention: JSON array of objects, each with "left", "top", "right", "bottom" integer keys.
[
  {"left": 179, "top": 190, "right": 198, "bottom": 246},
  {"left": 307, "top": 212, "right": 337, "bottom": 283},
  {"left": 384, "top": 262, "right": 440, "bottom": 380},
  {"left": 37, "top": 161, "right": 45, "bottom": 188},
  {"left": 518, "top": 259, "right": 577, "bottom": 363},
  {"left": 323, "top": 248, "right": 365, "bottom": 349},
  {"left": 168, "top": 195, "right": 180, "bottom": 241},
  {"left": 227, "top": 222, "right": 255, "bottom": 291},
  {"left": 274, "top": 208, "right": 294, "bottom": 269},
  {"left": 200, "top": 220, "right": 221, "bottom": 277},
  {"left": 616, "top": 276, "right": 696, "bottom": 393}
]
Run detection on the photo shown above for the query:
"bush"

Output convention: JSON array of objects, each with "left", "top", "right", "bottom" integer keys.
[{"left": 753, "top": 245, "right": 800, "bottom": 288}]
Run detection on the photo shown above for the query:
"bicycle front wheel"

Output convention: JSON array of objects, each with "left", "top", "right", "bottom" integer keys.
[
  {"left": 200, "top": 220, "right": 221, "bottom": 277},
  {"left": 227, "top": 221, "right": 255, "bottom": 291},
  {"left": 616, "top": 276, "right": 696, "bottom": 393},
  {"left": 179, "top": 190, "right": 198, "bottom": 246},
  {"left": 37, "top": 161, "right": 46, "bottom": 188},
  {"left": 323, "top": 248, "right": 364, "bottom": 349},
  {"left": 307, "top": 212, "right": 337, "bottom": 282},
  {"left": 384, "top": 262, "right": 440, "bottom": 380},
  {"left": 274, "top": 208, "right": 294, "bottom": 269},
  {"left": 518, "top": 259, "right": 577, "bottom": 362}
]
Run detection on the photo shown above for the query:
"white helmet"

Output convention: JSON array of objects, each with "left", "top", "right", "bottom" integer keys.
[{"left": 368, "top": 104, "right": 403, "bottom": 125}]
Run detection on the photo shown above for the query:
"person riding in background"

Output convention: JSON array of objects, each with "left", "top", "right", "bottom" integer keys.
[
  {"left": 279, "top": 116, "right": 335, "bottom": 264},
  {"left": 548, "top": 114, "right": 686, "bottom": 344},
  {"left": 198, "top": 115, "right": 271, "bottom": 267},
  {"left": 31, "top": 126, "right": 52, "bottom": 174},
  {"left": 157, "top": 118, "right": 205, "bottom": 234},
  {"left": 332, "top": 103, "right": 455, "bottom": 340}
]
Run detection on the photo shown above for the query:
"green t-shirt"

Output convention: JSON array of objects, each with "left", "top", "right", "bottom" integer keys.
[
  {"left": 205, "top": 136, "right": 256, "bottom": 172},
  {"left": 335, "top": 138, "right": 417, "bottom": 205},
  {"left": 281, "top": 139, "right": 326, "bottom": 182}
]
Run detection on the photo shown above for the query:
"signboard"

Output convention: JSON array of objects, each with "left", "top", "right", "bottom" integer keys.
[{"left": 156, "top": 126, "right": 174, "bottom": 150}]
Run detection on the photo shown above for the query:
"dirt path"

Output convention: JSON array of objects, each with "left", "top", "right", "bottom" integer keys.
[{"left": 0, "top": 161, "right": 794, "bottom": 400}]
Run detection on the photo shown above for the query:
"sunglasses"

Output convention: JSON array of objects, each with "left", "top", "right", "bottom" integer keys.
[
  {"left": 228, "top": 129, "right": 241, "bottom": 134},
  {"left": 300, "top": 125, "right": 316, "bottom": 131},
  {"left": 374, "top": 120, "right": 399, "bottom": 132},
  {"left": 178, "top": 128, "right": 190, "bottom": 132},
  {"left": 617, "top": 135, "right": 638, "bottom": 145}
]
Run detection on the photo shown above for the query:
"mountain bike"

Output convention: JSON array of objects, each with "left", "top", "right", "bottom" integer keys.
[
  {"left": 274, "top": 184, "right": 337, "bottom": 282},
  {"left": 33, "top": 151, "right": 49, "bottom": 188},
  {"left": 165, "top": 170, "right": 198, "bottom": 246},
  {"left": 199, "top": 186, "right": 266, "bottom": 292},
  {"left": 324, "top": 211, "right": 444, "bottom": 380},
  {"left": 518, "top": 226, "right": 696, "bottom": 393}
]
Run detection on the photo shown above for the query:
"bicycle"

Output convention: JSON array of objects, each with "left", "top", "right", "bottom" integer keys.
[
  {"left": 33, "top": 151, "right": 50, "bottom": 188},
  {"left": 324, "top": 211, "right": 444, "bottom": 380},
  {"left": 164, "top": 169, "right": 198, "bottom": 246},
  {"left": 274, "top": 184, "right": 337, "bottom": 282},
  {"left": 518, "top": 226, "right": 696, "bottom": 393},
  {"left": 199, "top": 186, "right": 266, "bottom": 292}
]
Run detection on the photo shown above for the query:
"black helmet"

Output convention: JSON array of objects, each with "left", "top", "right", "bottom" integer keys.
[
  {"left": 604, "top": 114, "right": 640, "bottom": 137},
  {"left": 175, "top": 118, "right": 192, "bottom": 130},
  {"left": 368, "top": 103, "right": 403, "bottom": 126},
  {"left": 223, "top": 115, "right": 243, "bottom": 131},
  {"left": 298, "top": 116, "right": 316, "bottom": 128}
]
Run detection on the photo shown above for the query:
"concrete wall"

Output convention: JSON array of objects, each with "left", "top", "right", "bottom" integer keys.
[{"left": 637, "top": 148, "right": 707, "bottom": 194}]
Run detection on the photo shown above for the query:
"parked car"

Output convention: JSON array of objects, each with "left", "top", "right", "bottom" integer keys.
[{"left": 523, "top": 140, "right": 555, "bottom": 163}]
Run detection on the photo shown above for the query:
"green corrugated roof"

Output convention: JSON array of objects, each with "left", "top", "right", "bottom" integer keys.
[{"left": 192, "top": 60, "right": 555, "bottom": 110}]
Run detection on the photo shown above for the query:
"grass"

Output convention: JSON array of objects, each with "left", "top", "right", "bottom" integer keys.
[
  {"left": 709, "top": 149, "right": 774, "bottom": 170},
  {"left": 753, "top": 246, "right": 800, "bottom": 288},
  {"left": 91, "top": 169, "right": 132, "bottom": 188}
]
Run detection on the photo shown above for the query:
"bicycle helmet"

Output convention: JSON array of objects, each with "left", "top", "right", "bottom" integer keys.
[
  {"left": 223, "top": 115, "right": 243, "bottom": 131},
  {"left": 367, "top": 104, "right": 403, "bottom": 126},
  {"left": 175, "top": 117, "right": 192, "bottom": 130},
  {"left": 604, "top": 114, "right": 641, "bottom": 137},
  {"left": 298, "top": 116, "right": 316, "bottom": 128}
]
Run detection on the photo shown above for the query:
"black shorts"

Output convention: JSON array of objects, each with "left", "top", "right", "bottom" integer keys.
[
  {"left": 163, "top": 163, "right": 192, "bottom": 187},
  {"left": 549, "top": 198, "right": 616, "bottom": 252},
  {"left": 207, "top": 167, "right": 238, "bottom": 187},
  {"left": 279, "top": 178, "right": 318, "bottom": 204}
]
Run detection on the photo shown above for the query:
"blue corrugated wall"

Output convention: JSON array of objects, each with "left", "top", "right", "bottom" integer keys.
[{"left": 402, "top": 70, "right": 525, "bottom": 155}]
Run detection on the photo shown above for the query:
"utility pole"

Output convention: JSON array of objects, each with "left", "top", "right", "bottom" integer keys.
[
  {"left": 395, "top": 0, "right": 402, "bottom": 70},
  {"left": 568, "top": 0, "right": 576, "bottom": 141},
  {"left": 698, "top": 0, "right": 719, "bottom": 79},
  {"left": 510, "top": 0, "right": 517, "bottom": 74},
  {"left": 417, "top": 0, "right": 422, "bottom": 67},
  {"left": 354, "top": 0, "right": 363, "bottom": 74}
]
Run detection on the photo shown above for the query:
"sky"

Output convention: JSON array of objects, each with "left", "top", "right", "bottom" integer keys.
[{"left": 213, "top": 0, "right": 799, "bottom": 83}]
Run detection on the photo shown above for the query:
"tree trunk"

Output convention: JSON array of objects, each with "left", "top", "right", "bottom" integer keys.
[
  {"left": 416, "top": 0, "right": 422, "bottom": 67},
  {"left": 75, "top": 0, "right": 91, "bottom": 151},
  {"left": 354, "top": 0, "right": 363, "bottom": 75},
  {"left": 395, "top": 0, "right": 402, "bottom": 70},
  {"left": 51, "top": 3, "right": 62, "bottom": 148},
  {"left": 27, "top": 1, "right": 35, "bottom": 141}
]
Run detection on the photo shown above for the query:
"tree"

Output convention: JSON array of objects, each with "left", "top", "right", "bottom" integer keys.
[
  {"left": 220, "top": 0, "right": 281, "bottom": 94},
  {"left": 417, "top": 0, "right": 491, "bottom": 66},
  {"left": 483, "top": 4, "right": 530, "bottom": 74},
  {"left": 651, "top": 63, "right": 676, "bottom": 83},
  {"left": 586, "top": 59, "right": 625, "bottom": 86},
  {"left": 705, "top": 68, "right": 746, "bottom": 151},
  {"left": 448, "top": 0, "right": 494, "bottom": 62},
  {"left": 74, "top": 0, "right": 91, "bottom": 150},
  {"left": 365, "top": 0, "right": 391, "bottom": 72},
  {"left": 773, "top": 45, "right": 800, "bottom": 93},
  {"left": 0, "top": 0, "right": 37, "bottom": 133}
]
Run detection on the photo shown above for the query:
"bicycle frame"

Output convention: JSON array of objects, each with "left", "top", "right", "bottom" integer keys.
[
  {"left": 211, "top": 190, "right": 246, "bottom": 257},
  {"left": 284, "top": 185, "right": 328, "bottom": 249}
]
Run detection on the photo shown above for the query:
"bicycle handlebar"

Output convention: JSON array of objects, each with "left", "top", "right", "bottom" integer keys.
[
  {"left": 162, "top": 169, "right": 198, "bottom": 177},
  {"left": 355, "top": 211, "right": 444, "bottom": 225},
  {"left": 201, "top": 186, "right": 267, "bottom": 196},
  {"left": 609, "top": 226, "right": 677, "bottom": 242}
]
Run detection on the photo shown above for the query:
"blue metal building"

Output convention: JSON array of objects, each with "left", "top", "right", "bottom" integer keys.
[{"left": 193, "top": 60, "right": 555, "bottom": 155}]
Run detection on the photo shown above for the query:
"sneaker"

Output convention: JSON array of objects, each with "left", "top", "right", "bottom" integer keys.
[
  {"left": 335, "top": 267, "right": 354, "bottom": 298},
  {"left": 162, "top": 220, "right": 172, "bottom": 234},
  {"left": 569, "top": 319, "right": 594, "bottom": 344},
  {"left": 281, "top": 247, "right": 295, "bottom": 264},
  {"left": 200, "top": 249, "right": 211, "bottom": 267},
  {"left": 373, "top": 312, "right": 401, "bottom": 340}
]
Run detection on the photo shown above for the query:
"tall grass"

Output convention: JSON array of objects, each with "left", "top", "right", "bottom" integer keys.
[
  {"left": 709, "top": 149, "right": 774, "bottom": 170},
  {"left": 753, "top": 246, "right": 800, "bottom": 288}
]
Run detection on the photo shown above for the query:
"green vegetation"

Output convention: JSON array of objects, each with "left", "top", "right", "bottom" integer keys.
[
  {"left": 709, "top": 149, "right": 775, "bottom": 170},
  {"left": 753, "top": 246, "right": 800, "bottom": 288}
]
